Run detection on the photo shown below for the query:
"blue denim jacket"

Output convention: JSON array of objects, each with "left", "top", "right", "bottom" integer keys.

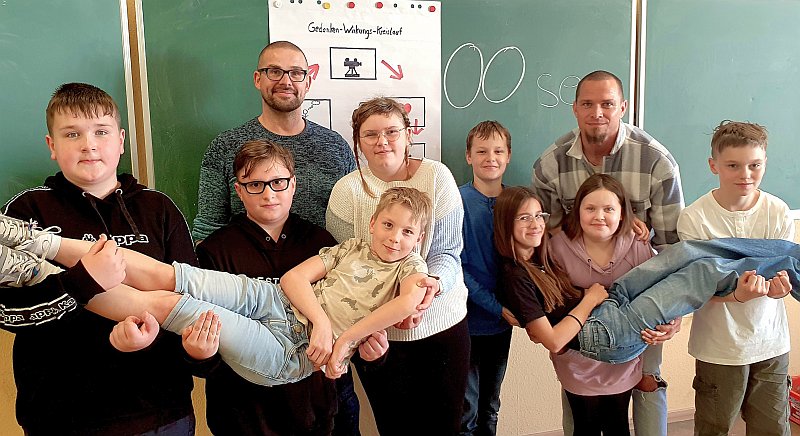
[{"left": 579, "top": 238, "right": 800, "bottom": 364}]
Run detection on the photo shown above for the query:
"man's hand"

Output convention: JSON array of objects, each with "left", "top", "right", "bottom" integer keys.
[
  {"left": 181, "top": 310, "right": 221, "bottom": 360},
  {"left": 631, "top": 217, "right": 650, "bottom": 242},
  {"left": 82, "top": 235, "right": 126, "bottom": 290},
  {"left": 358, "top": 329, "right": 389, "bottom": 361},
  {"left": 109, "top": 311, "right": 159, "bottom": 352}
]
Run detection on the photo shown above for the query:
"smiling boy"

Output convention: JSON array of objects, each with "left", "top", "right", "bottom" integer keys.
[
  {"left": 677, "top": 120, "right": 794, "bottom": 435},
  {"left": 1, "top": 82, "right": 201, "bottom": 435}
]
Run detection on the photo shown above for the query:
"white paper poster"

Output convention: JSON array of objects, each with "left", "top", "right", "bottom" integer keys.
[{"left": 269, "top": 0, "right": 442, "bottom": 160}]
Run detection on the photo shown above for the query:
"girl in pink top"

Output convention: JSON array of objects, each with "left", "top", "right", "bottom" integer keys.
[{"left": 549, "top": 174, "right": 653, "bottom": 435}]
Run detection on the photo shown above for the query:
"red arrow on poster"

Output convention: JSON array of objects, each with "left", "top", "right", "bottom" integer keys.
[
  {"left": 308, "top": 64, "right": 320, "bottom": 81},
  {"left": 380, "top": 60, "right": 404, "bottom": 80},
  {"left": 411, "top": 118, "right": 424, "bottom": 135}
]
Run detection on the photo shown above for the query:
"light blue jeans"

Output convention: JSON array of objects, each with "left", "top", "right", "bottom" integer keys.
[
  {"left": 578, "top": 238, "right": 800, "bottom": 364},
  {"left": 161, "top": 262, "right": 313, "bottom": 386}
]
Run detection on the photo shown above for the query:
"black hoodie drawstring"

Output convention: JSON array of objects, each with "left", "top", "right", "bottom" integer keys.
[
  {"left": 81, "top": 189, "right": 141, "bottom": 238},
  {"left": 114, "top": 189, "right": 141, "bottom": 238}
]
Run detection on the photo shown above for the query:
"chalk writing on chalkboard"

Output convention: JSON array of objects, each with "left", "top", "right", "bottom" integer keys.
[
  {"left": 536, "top": 74, "right": 580, "bottom": 108},
  {"left": 443, "top": 43, "right": 525, "bottom": 109}
]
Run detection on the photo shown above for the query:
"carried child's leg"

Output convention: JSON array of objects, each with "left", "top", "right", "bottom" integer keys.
[{"left": 0, "top": 245, "right": 63, "bottom": 287}]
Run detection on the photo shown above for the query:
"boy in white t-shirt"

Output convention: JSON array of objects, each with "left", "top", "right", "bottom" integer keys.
[{"left": 677, "top": 120, "right": 794, "bottom": 435}]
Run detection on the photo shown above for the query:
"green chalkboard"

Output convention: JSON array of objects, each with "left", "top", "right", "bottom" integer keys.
[
  {"left": 441, "top": 0, "right": 634, "bottom": 187},
  {"left": 0, "top": 0, "right": 131, "bottom": 205},
  {"left": 644, "top": 0, "right": 800, "bottom": 207},
  {"left": 141, "top": 0, "right": 267, "bottom": 222},
  {"left": 141, "top": 0, "right": 633, "bottom": 220}
]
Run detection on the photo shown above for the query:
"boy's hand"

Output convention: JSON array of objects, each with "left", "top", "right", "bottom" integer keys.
[
  {"left": 307, "top": 320, "right": 333, "bottom": 367},
  {"left": 767, "top": 270, "right": 792, "bottom": 299},
  {"left": 394, "top": 312, "right": 423, "bottom": 329},
  {"left": 181, "top": 310, "right": 221, "bottom": 360},
  {"left": 325, "top": 338, "right": 356, "bottom": 379},
  {"left": 358, "top": 329, "right": 389, "bottom": 361},
  {"left": 82, "top": 235, "right": 126, "bottom": 290},
  {"left": 631, "top": 217, "right": 650, "bottom": 242},
  {"left": 733, "top": 270, "right": 768, "bottom": 302},
  {"left": 641, "top": 317, "right": 682, "bottom": 345},
  {"left": 109, "top": 311, "right": 159, "bottom": 352}
]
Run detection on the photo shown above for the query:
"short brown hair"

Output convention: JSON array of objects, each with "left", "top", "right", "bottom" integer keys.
[
  {"left": 562, "top": 174, "right": 634, "bottom": 240},
  {"left": 710, "top": 120, "right": 768, "bottom": 158},
  {"left": 233, "top": 139, "right": 295, "bottom": 179},
  {"left": 575, "top": 70, "right": 624, "bottom": 102},
  {"left": 372, "top": 187, "right": 432, "bottom": 231},
  {"left": 493, "top": 186, "right": 577, "bottom": 312},
  {"left": 46, "top": 83, "right": 121, "bottom": 134},
  {"left": 351, "top": 97, "right": 411, "bottom": 197},
  {"left": 258, "top": 41, "right": 308, "bottom": 67},
  {"left": 466, "top": 120, "right": 511, "bottom": 152}
]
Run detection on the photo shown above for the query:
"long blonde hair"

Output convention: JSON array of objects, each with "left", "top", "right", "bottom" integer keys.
[{"left": 494, "top": 187, "right": 577, "bottom": 312}]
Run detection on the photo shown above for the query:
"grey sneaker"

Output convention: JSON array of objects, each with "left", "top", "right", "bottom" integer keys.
[
  {"left": 0, "top": 245, "right": 43, "bottom": 287},
  {"left": 0, "top": 213, "right": 61, "bottom": 258}
]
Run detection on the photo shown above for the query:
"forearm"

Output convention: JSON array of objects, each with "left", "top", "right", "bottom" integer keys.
[
  {"left": 280, "top": 271, "right": 329, "bottom": 327},
  {"left": 339, "top": 292, "right": 422, "bottom": 344},
  {"left": 464, "top": 271, "right": 502, "bottom": 317}
]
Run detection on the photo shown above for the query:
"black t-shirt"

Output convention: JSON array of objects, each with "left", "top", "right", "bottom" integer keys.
[
  {"left": 497, "top": 256, "right": 582, "bottom": 349},
  {"left": 196, "top": 213, "right": 340, "bottom": 435}
]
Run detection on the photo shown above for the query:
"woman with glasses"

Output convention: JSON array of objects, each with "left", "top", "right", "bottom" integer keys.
[{"left": 326, "top": 97, "right": 469, "bottom": 435}]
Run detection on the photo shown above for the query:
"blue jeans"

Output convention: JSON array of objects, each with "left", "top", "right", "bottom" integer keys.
[
  {"left": 460, "top": 329, "right": 512, "bottom": 436},
  {"left": 163, "top": 263, "right": 313, "bottom": 386},
  {"left": 578, "top": 238, "right": 800, "bottom": 364}
]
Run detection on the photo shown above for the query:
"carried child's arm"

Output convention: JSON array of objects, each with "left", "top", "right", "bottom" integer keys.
[
  {"left": 280, "top": 256, "right": 334, "bottom": 366},
  {"left": 327, "top": 272, "right": 427, "bottom": 377},
  {"left": 524, "top": 283, "right": 607, "bottom": 353}
]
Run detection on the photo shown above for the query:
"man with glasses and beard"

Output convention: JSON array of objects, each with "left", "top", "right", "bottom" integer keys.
[{"left": 192, "top": 41, "right": 368, "bottom": 436}]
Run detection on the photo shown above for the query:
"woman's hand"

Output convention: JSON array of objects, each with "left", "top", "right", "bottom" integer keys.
[{"left": 584, "top": 283, "right": 608, "bottom": 307}]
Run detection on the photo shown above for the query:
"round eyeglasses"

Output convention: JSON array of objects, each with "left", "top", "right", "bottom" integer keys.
[
  {"left": 359, "top": 128, "right": 405, "bottom": 145},
  {"left": 514, "top": 212, "right": 550, "bottom": 225}
]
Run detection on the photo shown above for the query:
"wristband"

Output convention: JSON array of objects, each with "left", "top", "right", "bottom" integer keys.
[
  {"left": 732, "top": 289, "right": 744, "bottom": 303},
  {"left": 566, "top": 313, "right": 584, "bottom": 328}
]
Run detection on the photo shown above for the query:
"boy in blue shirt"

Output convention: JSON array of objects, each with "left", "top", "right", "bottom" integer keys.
[{"left": 459, "top": 121, "right": 518, "bottom": 435}]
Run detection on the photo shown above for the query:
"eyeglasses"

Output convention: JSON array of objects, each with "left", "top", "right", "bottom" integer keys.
[
  {"left": 237, "top": 177, "right": 292, "bottom": 194},
  {"left": 257, "top": 67, "right": 308, "bottom": 82},
  {"left": 514, "top": 213, "right": 550, "bottom": 225},
  {"left": 359, "top": 128, "right": 405, "bottom": 145}
]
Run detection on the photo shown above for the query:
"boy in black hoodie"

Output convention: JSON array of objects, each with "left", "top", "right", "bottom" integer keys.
[{"left": 0, "top": 83, "right": 207, "bottom": 435}]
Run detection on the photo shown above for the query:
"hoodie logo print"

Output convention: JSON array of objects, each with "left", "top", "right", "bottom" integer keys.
[{"left": 81, "top": 233, "right": 150, "bottom": 246}]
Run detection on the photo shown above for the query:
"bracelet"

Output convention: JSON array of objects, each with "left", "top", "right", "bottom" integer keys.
[
  {"left": 732, "top": 289, "right": 744, "bottom": 303},
  {"left": 566, "top": 313, "right": 584, "bottom": 328}
]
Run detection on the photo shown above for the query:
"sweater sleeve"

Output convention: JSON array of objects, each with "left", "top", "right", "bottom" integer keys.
[
  {"left": 461, "top": 257, "right": 503, "bottom": 318},
  {"left": 325, "top": 177, "right": 358, "bottom": 243},
  {"left": 193, "top": 136, "right": 233, "bottom": 241},
  {"left": 426, "top": 165, "right": 465, "bottom": 295}
]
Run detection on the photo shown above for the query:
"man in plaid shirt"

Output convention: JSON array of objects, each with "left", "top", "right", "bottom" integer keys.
[
  {"left": 532, "top": 70, "right": 684, "bottom": 249},
  {"left": 532, "top": 70, "right": 684, "bottom": 436}
]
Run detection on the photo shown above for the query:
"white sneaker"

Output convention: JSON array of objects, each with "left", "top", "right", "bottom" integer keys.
[
  {"left": 0, "top": 245, "right": 43, "bottom": 287},
  {"left": 0, "top": 213, "right": 61, "bottom": 258}
]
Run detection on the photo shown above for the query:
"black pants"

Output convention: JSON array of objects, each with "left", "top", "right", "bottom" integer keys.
[
  {"left": 565, "top": 389, "right": 632, "bottom": 436},
  {"left": 354, "top": 318, "right": 471, "bottom": 436}
]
